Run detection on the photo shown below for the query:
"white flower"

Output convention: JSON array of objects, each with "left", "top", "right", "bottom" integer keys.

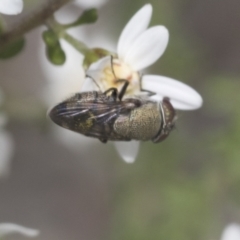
[
  {"left": 0, "top": 89, "right": 14, "bottom": 177},
  {"left": 73, "top": 0, "right": 109, "bottom": 9},
  {"left": 85, "top": 4, "right": 203, "bottom": 163},
  {"left": 55, "top": 0, "right": 109, "bottom": 24},
  {"left": 0, "top": 0, "right": 23, "bottom": 15},
  {"left": 41, "top": 0, "right": 111, "bottom": 154},
  {"left": 220, "top": 223, "right": 240, "bottom": 240},
  {"left": 0, "top": 128, "right": 14, "bottom": 177},
  {"left": 0, "top": 223, "right": 39, "bottom": 238},
  {"left": 41, "top": 40, "right": 91, "bottom": 145}
]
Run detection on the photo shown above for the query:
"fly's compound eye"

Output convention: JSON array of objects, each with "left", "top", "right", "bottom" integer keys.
[{"left": 152, "top": 97, "right": 177, "bottom": 143}]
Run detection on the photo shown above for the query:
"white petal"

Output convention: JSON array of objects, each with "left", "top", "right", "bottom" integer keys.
[
  {"left": 80, "top": 77, "right": 98, "bottom": 91},
  {"left": 142, "top": 75, "right": 203, "bottom": 110},
  {"left": 0, "top": 0, "right": 23, "bottom": 15},
  {"left": 86, "top": 56, "right": 111, "bottom": 91},
  {"left": 73, "top": 0, "right": 108, "bottom": 9},
  {"left": 87, "top": 56, "right": 110, "bottom": 78},
  {"left": 0, "top": 130, "right": 14, "bottom": 178},
  {"left": 114, "top": 141, "right": 140, "bottom": 163},
  {"left": 0, "top": 223, "right": 39, "bottom": 238},
  {"left": 221, "top": 223, "right": 240, "bottom": 240},
  {"left": 117, "top": 4, "right": 152, "bottom": 60},
  {"left": 124, "top": 26, "right": 169, "bottom": 70}
]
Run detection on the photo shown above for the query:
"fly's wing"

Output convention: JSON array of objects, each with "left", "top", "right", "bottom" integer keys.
[{"left": 49, "top": 99, "right": 139, "bottom": 141}]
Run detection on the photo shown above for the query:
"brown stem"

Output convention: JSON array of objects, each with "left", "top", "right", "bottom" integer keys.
[{"left": 0, "top": 0, "right": 72, "bottom": 50}]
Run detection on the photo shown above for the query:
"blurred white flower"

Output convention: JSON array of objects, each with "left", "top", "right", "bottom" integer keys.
[
  {"left": 41, "top": 40, "right": 95, "bottom": 149},
  {"left": 42, "top": 41, "right": 85, "bottom": 107},
  {"left": 85, "top": 4, "right": 203, "bottom": 163},
  {"left": 220, "top": 223, "right": 240, "bottom": 240},
  {"left": 42, "top": 0, "right": 110, "bottom": 107},
  {"left": 0, "top": 223, "right": 39, "bottom": 238},
  {"left": 41, "top": 0, "right": 111, "bottom": 152},
  {"left": 0, "top": 89, "right": 14, "bottom": 177},
  {"left": 0, "top": 0, "right": 23, "bottom": 15},
  {"left": 55, "top": 0, "right": 109, "bottom": 24},
  {"left": 0, "top": 129, "right": 14, "bottom": 177},
  {"left": 74, "top": 0, "right": 109, "bottom": 9}
]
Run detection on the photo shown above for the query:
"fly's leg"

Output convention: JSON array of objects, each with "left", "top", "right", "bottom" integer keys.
[
  {"left": 85, "top": 132, "right": 108, "bottom": 143},
  {"left": 85, "top": 74, "right": 101, "bottom": 91},
  {"left": 110, "top": 55, "right": 117, "bottom": 80},
  {"left": 139, "top": 73, "right": 156, "bottom": 96},
  {"left": 111, "top": 56, "right": 154, "bottom": 97},
  {"left": 103, "top": 80, "right": 129, "bottom": 102},
  {"left": 110, "top": 56, "right": 130, "bottom": 101},
  {"left": 99, "top": 138, "right": 108, "bottom": 143},
  {"left": 103, "top": 88, "right": 118, "bottom": 101},
  {"left": 105, "top": 79, "right": 129, "bottom": 101},
  {"left": 116, "top": 79, "right": 129, "bottom": 101},
  {"left": 140, "top": 88, "right": 156, "bottom": 97}
]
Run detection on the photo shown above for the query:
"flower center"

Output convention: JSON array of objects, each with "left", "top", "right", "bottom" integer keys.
[{"left": 101, "top": 58, "right": 141, "bottom": 97}]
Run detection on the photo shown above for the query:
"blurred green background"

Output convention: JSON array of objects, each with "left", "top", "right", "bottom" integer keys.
[{"left": 1, "top": 0, "right": 240, "bottom": 239}]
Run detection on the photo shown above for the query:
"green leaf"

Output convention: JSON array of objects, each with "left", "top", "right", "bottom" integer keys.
[
  {"left": 42, "top": 30, "right": 59, "bottom": 47},
  {"left": 0, "top": 38, "right": 25, "bottom": 59},
  {"left": 46, "top": 45, "right": 66, "bottom": 65},
  {"left": 77, "top": 9, "right": 98, "bottom": 24},
  {"left": 65, "top": 9, "right": 98, "bottom": 28},
  {"left": 42, "top": 30, "right": 66, "bottom": 65}
]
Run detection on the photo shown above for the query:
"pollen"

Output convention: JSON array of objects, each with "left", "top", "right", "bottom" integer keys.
[{"left": 101, "top": 58, "right": 141, "bottom": 96}]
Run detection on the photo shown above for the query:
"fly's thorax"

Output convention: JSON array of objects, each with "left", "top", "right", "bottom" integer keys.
[
  {"left": 100, "top": 58, "right": 141, "bottom": 95},
  {"left": 113, "top": 99, "right": 161, "bottom": 141}
]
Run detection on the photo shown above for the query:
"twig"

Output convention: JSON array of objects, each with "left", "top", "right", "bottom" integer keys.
[
  {"left": 0, "top": 0, "right": 72, "bottom": 50},
  {"left": 46, "top": 16, "right": 91, "bottom": 55}
]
